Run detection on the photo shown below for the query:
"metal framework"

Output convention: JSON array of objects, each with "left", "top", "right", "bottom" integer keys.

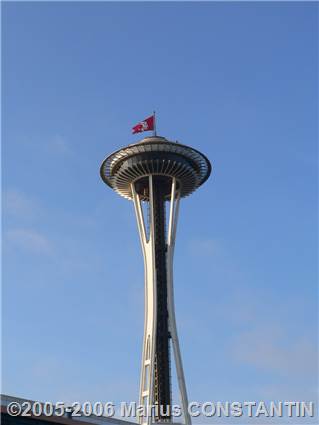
[{"left": 100, "top": 136, "right": 211, "bottom": 425}]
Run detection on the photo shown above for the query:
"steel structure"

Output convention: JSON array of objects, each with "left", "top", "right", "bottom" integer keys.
[{"left": 100, "top": 136, "right": 211, "bottom": 425}]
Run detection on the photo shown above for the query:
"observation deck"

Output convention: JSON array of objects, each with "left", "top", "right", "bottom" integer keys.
[{"left": 100, "top": 136, "right": 211, "bottom": 201}]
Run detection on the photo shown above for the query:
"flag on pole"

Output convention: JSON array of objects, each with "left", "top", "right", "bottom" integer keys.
[{"left": 132, "top": 115, "right": 155, "bottom": 134}]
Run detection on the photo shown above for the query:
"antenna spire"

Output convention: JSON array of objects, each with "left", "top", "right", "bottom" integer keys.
[{"left": 153, "top": 110, "right": 157, "bottom": 136}]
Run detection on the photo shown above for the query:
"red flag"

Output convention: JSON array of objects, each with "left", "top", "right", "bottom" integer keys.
[{"left": 132, "top": 115, "right": 154, "bottom": 134}]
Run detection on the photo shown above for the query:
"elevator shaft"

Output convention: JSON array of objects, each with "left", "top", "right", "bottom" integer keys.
[{"left": 152, "top": 177, "right": 171, "bottom": 421}]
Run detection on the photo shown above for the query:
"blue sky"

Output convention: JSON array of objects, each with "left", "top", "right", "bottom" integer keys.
[{"left": 2, "top": 2, "right": 318, "bottom": 423}]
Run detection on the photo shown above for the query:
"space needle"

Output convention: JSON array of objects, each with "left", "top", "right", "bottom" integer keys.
[{"left": 100, "top": 114, "right": 211, "bottom": 425}]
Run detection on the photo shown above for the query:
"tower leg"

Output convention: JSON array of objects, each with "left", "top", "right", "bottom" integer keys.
[
  {"left": 132, "top": 177, "right": 157, "bottom": 425},
  {"left": 167, "top": 179, "right": 191, "bottom": 425}
]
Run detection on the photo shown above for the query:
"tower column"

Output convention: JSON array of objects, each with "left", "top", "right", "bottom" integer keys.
[{"left": 132, "top": 176, "right": 190, "bottom": 425}]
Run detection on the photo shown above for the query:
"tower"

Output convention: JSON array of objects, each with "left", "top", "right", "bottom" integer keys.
[{"left": 100, "top": 135, "right": 211, "bottom": 425}]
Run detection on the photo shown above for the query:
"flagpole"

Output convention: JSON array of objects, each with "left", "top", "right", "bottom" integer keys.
[{"left": 153, "top": 110, "right": 157, "bottom": 136}]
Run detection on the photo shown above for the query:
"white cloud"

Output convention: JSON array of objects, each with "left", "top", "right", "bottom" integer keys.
[
  {"left": 6, "top": 228, "right": 53, "bottom": 255},
  {"left": 188, "top": 238, "right": 220, "bottom": 257},
  {"left": 49, "top": 135, "right": 72, "bottom": 155},
  {"left": 3, "top": 189, "right": 39, "bottom": 218},
  {"left": 232, "top": 326, "right": 317, "bottom": 379}
]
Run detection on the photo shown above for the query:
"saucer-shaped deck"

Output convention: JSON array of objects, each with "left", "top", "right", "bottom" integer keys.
[{"left": 100, "top": 136, "right": 211, "bottom": 201}]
